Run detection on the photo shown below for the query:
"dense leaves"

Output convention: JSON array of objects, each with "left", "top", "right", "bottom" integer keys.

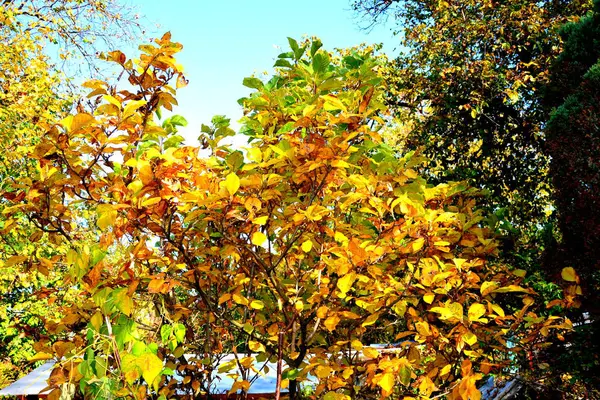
[
  {"left": 542, "top": 0, "right": 600, "bottom": 394},
  {"left": 0, "top": 0, "right": 144, "bottom": 388},
  {"left": 0, "top": 6, "right": 72, "bottom": 383},
  {"left": 353, "top": 0, "right": 591, "bottom": 227},
  {"left": 0, "top": 33, "right": 573, "bottom": 399}
]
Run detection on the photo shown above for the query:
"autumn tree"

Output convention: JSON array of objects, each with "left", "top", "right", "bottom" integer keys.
[
  {"left": 1, "top": 33, "right": 575, "bottom": 399},
  {"left": 352, "top": 0, "right": 591, "bottom": 228},
  {"left": 0, "top": 0, "right": 145, "bottom": 387},
  {"left": 1, "top": 0, "right": 143, "bottom": 77}
]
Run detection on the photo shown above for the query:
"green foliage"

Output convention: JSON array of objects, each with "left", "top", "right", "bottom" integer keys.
[
  {"left": 353, "top": 0, "right": 592, "bottom": 228},
  {"left": 542, "top": 1, "right": 600, "bottom": 394}
]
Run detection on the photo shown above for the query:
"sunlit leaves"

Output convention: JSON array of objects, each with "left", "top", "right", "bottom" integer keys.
[
  {"left": 4, "top": 32, "right": 573, "bottom": 400},
  {"left": 251, "top": 231, "right": 267, "bottom": 246},
  {"left": 221, "top": 172, "right": 240, "bottom": 197},
  {"left": 467, "top": 303, "right": 486, "bottom": 323}
]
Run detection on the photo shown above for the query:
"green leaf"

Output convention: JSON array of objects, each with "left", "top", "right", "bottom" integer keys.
[
  {"left": 310, "top": 39, "right": 323, "bottom": 58},
  {"left": 287, "top": 37, "right": 299, "bottom": 55},
  {"left": 112, "top": 288, "right": 133, "bottom": 316},
  {"left": 160, "top": 325, "right": 172, "bottom": 343},
  {"left": 173, "top": 323, "right": 186, "bottom": 343},
  {"left": 274, "top": 59, "right": 293, "bottom": 68},
  {"left": 399, "top": 365, "right": 411, "bottom": 386},
  {"left": 163, "top": 134, "right": 184, "bottom": 149},
  {"left": 243, "top": 77, "right": 264, "bottom": 90},
  {"left": 283, "top": 368, "right": 300, "bottom": 380},
  {"left": 169, "top": 115, "right": 188, "bottom": 127},
  {"left": 312, "top": 52, "right": 329, "bottom": 74}
]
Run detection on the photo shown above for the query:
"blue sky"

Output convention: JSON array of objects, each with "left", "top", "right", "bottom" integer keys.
[{"left": 127, "top": 0, "right": 399, "bottom": 144}]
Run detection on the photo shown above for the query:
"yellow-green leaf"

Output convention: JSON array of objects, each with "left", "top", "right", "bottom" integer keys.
[
  {"left": 250, "top": 300, "right": 264, "bottom": 309},
  {"left": 463, "top": 331, "right": 477, "bottom": 346},
  {"left": 337, "top": 272, "right": 356, "bottom": 296},
  {"left": 561, "top": 267, "right": 577, "bottom": 282}
]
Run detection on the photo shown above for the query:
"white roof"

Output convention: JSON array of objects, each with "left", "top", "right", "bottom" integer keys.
[{"left": 0, "top": 361, "right": 54, "bottom": 396}]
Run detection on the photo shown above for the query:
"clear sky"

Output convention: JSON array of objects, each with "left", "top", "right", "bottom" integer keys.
[{"left": 126, "top": 0, "right": 399, "bottom": 145}]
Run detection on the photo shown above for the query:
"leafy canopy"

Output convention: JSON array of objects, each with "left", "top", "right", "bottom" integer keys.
[{"left": 2, "top": 34, "right": 572, "bottom": 399}]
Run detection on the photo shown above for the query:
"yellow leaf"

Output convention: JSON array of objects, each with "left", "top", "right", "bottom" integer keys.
[
  {"left": 28, "top": 352, "right": 54, "bottom": 362},
  {"left": 97, "top": 206, "right": 117, "bottom": 230},
  {"left": 412, "top": 237, "right": 425, "bottom": 252},
  {"left": 317, "top": 306, "right": 328, "bottom": 318},
  {"left": 337, "top": 272, "right": 356, "bottom": 296},
  {"left": 221, "top": 172, "right": 240, "bottom": 197},
  {"left": 377, "top": 372, "right": 395, "bottom": 395},
  {"left": 71, "top": 113, "right": 95, "bottom": 132},
  {"left": 491, "top": 304, "right": 505, "bottom": 317},
  {"left": 415, "top": 321, "right": 431, "bottom": 336},
  {"left": 561, "top": 267, "right": 577, "bottom": 282},
  {"left": 248, "top": 340, "right": 265, "bottom": 352},
  {"left": 334, "top": 231, "right": 349, "bottom": 244},
  {"left": 138, "top": 160, "right": 153, "bottom": 185},
  {"left": 250, "top": 300, "right": 264, "bottom": 309},
  {"left": 141, "top": 197, "right": 161, "bottom": 207},
  {"left": 493, "top": 285, "right": 530, "bottom": 293},
  {"left": 123, "top": 99, "right": 147, "bottom": 119},
  {"left": 480, "top": 281, "right": 498, "bottom": 296},
  {"left": 324, "top": 314, "right": 340, "bottom": 331},
  {"left": 247, "top": 147, "right": 262, "bottom": 163},
  {"left": 245, "top": 197, "right": 262, "bottom": 212},
  {"left": 362, "top": 312, "right": 379, "bottom": 327},
  {"left": 232, "top": 293, "right": 248, "bottom": 306},
  {"left": 423, "top": 293, "right": 435, "bottom": 304},
  {"left": 463, "top": 331, "right": 477, "bottom": 346},
  {"left": 321, "top": 94, "right": 347, "bottom": 112},
  {"left": 251, "top": 231, "right": 267, "bottom": 246},
  {"left": 90, "top": 312, "right": 103, "bottom": 331},
  {"left": 468, "top": 303, "right": 486, "bottom": 322},
  {"left": 362, "top": 347, "right": 379, "bottom": 359},
  {"left": 301, "top": 240, "right": 313, "bottom": 253},
  {"left": 103, "top": 94, "right": 122, "bottom": 109},
  {"left": 252, "top": 215, "right": 268, "bottom": 225},
  {"left": 419, "top": 376, "right": 436, "bottom": 397},
  {"left": 315, "top": 365, "right": 331, "bottom": 379},
  {"left": 351, "top": 340, "right": 363, "bottom": 350},
  {"left": 440, "top": 364, "right": 452, "bottom": 376}
]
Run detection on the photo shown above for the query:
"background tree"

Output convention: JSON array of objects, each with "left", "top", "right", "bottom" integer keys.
[
  {"left": 352, "top": 0, "right": 591, "bottom": 228},
  {"left": 542, "top": 0, "right": 600, "bottom": 394},
  {"left": 351, "top": 0, "right": 596, "bottom": 396}
]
